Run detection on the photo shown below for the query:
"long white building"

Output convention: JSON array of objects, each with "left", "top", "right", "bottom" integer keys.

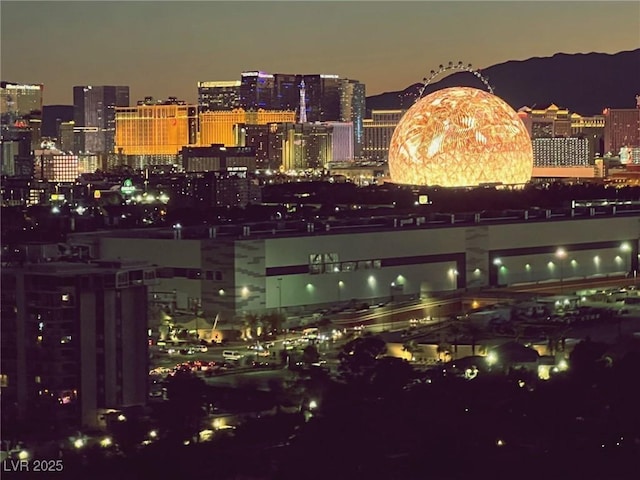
[{"left": 68, "top": 206, "right": 640, "bottom": 328}]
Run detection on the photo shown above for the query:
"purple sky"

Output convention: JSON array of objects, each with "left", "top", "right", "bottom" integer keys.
[{"left": 2, "top": 1, "right": 638, "bottom": 105}]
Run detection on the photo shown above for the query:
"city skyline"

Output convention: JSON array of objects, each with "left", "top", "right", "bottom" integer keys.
[{"left": 1, "top": 1, "right": 638, "bottom": 105}]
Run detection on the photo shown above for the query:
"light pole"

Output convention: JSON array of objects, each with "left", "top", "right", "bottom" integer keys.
[
  {"left": 276, "top": 277, "right": 282, "bottom": 313},
  {"left": 621, "top": 242, "right": 631, "bottom": 279},
  {"left": 448, "top": 268, "right": 458, "bottom": 291},
  {"left": 556, "top": 248, "right": 567, "bottom": 294},
  {"left": 492, "top": 258, "right": 502, "bottom": 287}
]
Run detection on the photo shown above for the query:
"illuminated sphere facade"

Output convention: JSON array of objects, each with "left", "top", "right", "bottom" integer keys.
[{"left": 388, "top": 87, "right": 533, "bottom": 187}]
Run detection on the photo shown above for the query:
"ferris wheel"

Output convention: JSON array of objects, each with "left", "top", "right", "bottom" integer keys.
[{"left": 418, "top": 61, "right": 494, "bottom": 100}]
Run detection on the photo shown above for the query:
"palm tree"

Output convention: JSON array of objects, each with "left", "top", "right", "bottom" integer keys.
[
  {"left": 447, "top": 322, "right": 462, "bottom": 355},
  {"left": 243, "top": 313, "right": 260, "bottom": 339},
  {"left": 261, "top": 312, "right": 285, "bottom": 335},
  {"left": 402, "top": 339, "right": 420, "bottom": 361},
  {"left": 436, "top": 342, "right": 452, "bottom": 362},
  {"left": 462, "top": 322, "right": 483, "bottom": 356}
]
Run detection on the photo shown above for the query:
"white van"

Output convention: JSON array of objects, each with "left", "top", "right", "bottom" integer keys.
[{"left": 222, "top": 350, "right": 244, "bottom": 361}]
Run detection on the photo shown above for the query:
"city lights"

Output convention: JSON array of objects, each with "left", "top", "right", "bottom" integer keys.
[{"left": 2, "top": 7, "right": 639, "bottom": 477}]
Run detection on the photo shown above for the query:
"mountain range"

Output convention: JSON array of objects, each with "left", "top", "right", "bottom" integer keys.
[{"left": 366, "top": 49, "right": 640, "bottom": 116}]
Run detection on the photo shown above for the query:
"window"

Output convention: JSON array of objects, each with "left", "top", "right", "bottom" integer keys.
[
  {"left": 187, "top": 269, "right": 202, "bottom": 279},
  {"left": 157, "top": 267, "right": 173, "bottom": 278},
  {"left": 342, "top": 262, "right": 356, "bottom": 272},
  {"left": 173, "top": 268, "right": 188, "bottom": 277},
  {"left": 309, "top": 264, "right": 323, "bottom": 275},
  {"left": 308, "top": 254, "right": 383, "bottom": 275}
]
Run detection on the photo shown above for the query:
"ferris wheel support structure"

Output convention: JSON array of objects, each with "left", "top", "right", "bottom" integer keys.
[{"left": 418, "top": 61, "right": 494, "bottom": 100}]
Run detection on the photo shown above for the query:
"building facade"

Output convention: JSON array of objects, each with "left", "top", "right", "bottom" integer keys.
[
  {"left": 363, "top": 110, "right": 405, "bottom": 161},
  {"left": 1, "top": 81, "right": 43, "bottom": 129},
  {"left": 0, "top": 260, "right": 154, "bottom": 428},
  {"left": 199, "top": 109, "right": 295, "bottom": 147},
  {"left": 280, "top": 122, "right": 333, "bottom": 170},
  {"left": 114, "top": 99, "right": 198, "bottom": 156},
  {"left": 180, "top": 144, "right": 257, "bottom": 172},
  {"left": 68, "top": 209, "right": 640, "bottom": 329},
  {"left": 532, "top": 137, "right": 591, "bottom": 167},
  {"left": 340, "top": 79, "right": 366, "bottom": 158},
  {"left": 73, "top": 85, "right": 130, "bottom": 154},
  {"left": 518, "top": 104, "right": 572, "bottom": 138},
  {"left": 240, "top": 71, "right": 275, "bottom": 110},
  {"left": 198, "top": 80, "right": 241, "bottom": 112},
  {"left": 33, "top": 148, "right": 79, "bottom": 183},
  {"left": 604, "top": 108, "right": 640, "bottom": 156}
]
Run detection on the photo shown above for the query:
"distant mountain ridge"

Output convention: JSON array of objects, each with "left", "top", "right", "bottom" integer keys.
[{"left": 366, "top": 49, "right": 640, "bottom": 116}]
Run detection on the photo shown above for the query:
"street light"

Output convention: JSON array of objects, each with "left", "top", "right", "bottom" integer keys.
[
  {"left": 492, "top": 258, "right": 503, "bottom": 287},
  {"left": 276, "top": 277, "right": 282, "bottom": 313},
  {"left": 621, "top": 242, "right": 631, "bottom": 277},
  {"left": 338, "top": 280, "right": 344, "bottom": 303},
  {"left": 448, "top": 268, "right": 458, "bottom": 291},
  {"left": 556, "top": 248, "right": 567, "bottom": 293}
]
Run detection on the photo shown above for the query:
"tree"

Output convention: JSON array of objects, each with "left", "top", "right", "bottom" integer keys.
[
  {"left": 402, "top": 339, "right": 420, "bottom": 360},
  {"left": 569, "top": 338, "right": 609, "bottom": 381},
  {"left": 436, "top": 341, "right": 452, "bottom": 362},
  {"left": 160, "top": 371, "right": 208, "bottom": 442},
  {"left": 243, "top": 313, "right": 261, "bottom": 339},
  {"left": 337, "top": 335, "right": 387, "bottom": 385},
  {"left": 301, "top": 344, "right": 321, "bottom": 367},
  {"left": 261, "top": 312, "right": 285, "bottom": 335},
  {"left": 370, "top": 357, "right": 415, "bottom": 396}
]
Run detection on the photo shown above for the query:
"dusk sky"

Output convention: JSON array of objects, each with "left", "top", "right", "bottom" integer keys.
[{"left": 1, "top": 1, "right": 639, "bottom": 106}]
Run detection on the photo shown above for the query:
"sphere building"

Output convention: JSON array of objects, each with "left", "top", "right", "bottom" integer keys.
[{"left": 388, "top": 87, "right": 533, "bottom": 187}]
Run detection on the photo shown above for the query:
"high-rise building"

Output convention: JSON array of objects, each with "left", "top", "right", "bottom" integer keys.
[
  {"left": 340, "top": 79, "right": 365, "bottom": 158},
  {"left": 114, "top": 98, "right": 198, "bottom": 156},
  {"left": 73, "top": 85, "right": 130, "bottom": 154},
  {"left": 531, "top": 137, "right": 596, "bottom": 178},
  {"left": 239, "top": 71, "right": 274, "bottom": 110},
  {"left": 1, "top": 260, "right": 154, "bottom": 428},
  {"left": 33, "top": 147, "right": 79, "bottom": 183},
  {"left": 325, "top": 122, "right": 354, "bottom": 163},
  {"left": 42, "top": 105, "right": 74, "bottom": 139},
  {"left": 1, "top": 82, "right": 44, "bottom": 166},
  {"left": 518, "top": 104, "right": 572, "bottom": 138},
  {"left": 300, "top": 74, "right": 342, "bottom": 123},
  {"left": 570, "top": 113, "right": 605, "bottom": 157},
  {"left": 0, "top": 81, "right": 43, "bottom": 123},
  {"left": 197, "top": 81, "right": 241, "bottom": 112},
  {"left": 0, "top": 127, "right": 34, "bottom": 178},
  {"left": 279, "top": 122, "right": 333, "bottom": 170},
  {"left": 199, "top": 108, "right": 295, "bottom": 147},
  {"left": 604, "top": 107, "right": 640, "bottom": 155},
  {"left": 273, "top": 74, "right": 300, "bottom": 112},
  {"left": 363, "top": 110, "right": 405, "bottom": 161},
  {"left": 235, "top": 123, "right": 278, "bottom": 170},
  {"left": 59, "top": 121, "right": 75, "bottom": 152},
  {"left": 532, "top": 137, "right": 591, "bottom": 167}
]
